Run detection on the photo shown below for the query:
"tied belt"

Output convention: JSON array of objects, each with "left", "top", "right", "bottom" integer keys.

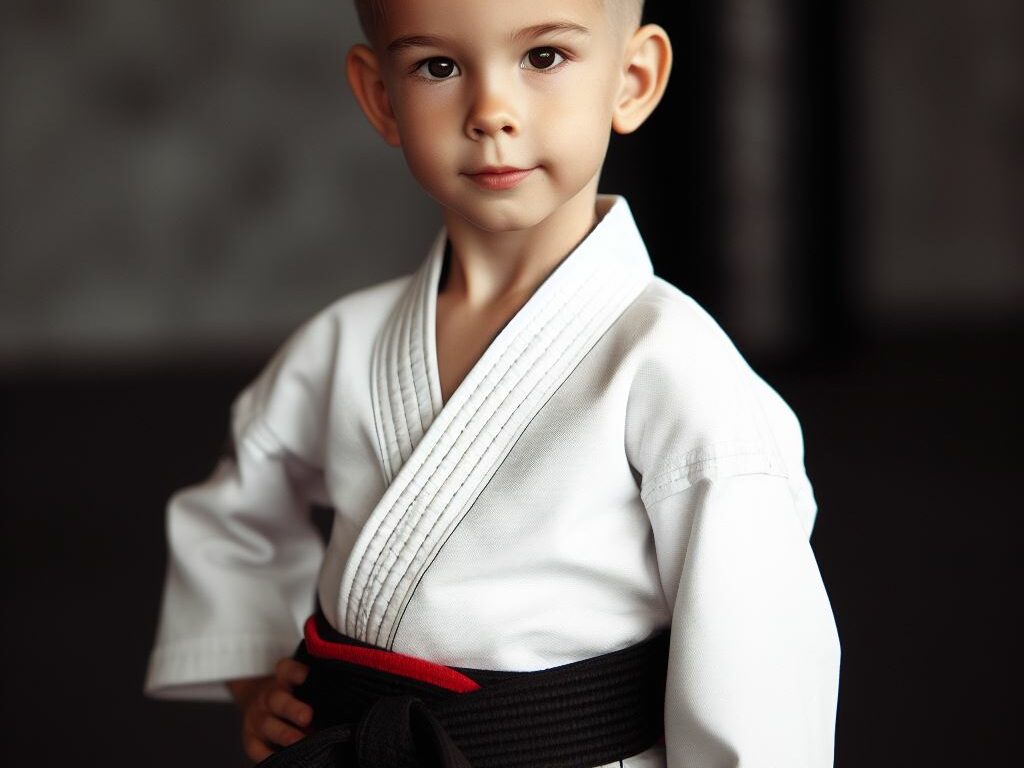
[{"left": 258, "top": 611, "right": 669, "bottom": 768}]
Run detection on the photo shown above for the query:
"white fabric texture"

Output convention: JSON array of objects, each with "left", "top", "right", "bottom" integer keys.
[{"left": 145, "top": 195, "right": 840, "bottom": 765}]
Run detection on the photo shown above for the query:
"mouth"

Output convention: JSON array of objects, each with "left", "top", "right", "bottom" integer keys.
[{"left": 463, "top": 166, "right": 537, "bottom": 191}]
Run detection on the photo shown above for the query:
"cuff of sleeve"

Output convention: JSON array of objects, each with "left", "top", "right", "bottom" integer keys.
[{"left": 144, "top": 634, "right": 301, "bottom": 702}]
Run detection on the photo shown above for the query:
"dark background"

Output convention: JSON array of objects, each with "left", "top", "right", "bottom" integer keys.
[{"left": 1, "top": 1, "right": 1020, "bottom": 765}]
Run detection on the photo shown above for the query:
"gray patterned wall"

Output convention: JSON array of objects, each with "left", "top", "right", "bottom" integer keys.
[
  {"left": 0, "top": 0, "right": 435, "bottom": 365},
  {"left": 858, "top": 0, "right": 1023, "bottom": 328}
]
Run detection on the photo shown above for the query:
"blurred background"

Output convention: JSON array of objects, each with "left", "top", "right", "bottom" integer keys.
[{"left": 1, "top": 1, "right": 1020, "bottom": 765}]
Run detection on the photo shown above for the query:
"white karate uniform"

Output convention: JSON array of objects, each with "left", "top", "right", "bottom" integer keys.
[{"left": 146, "top": 195, "right": 840, "bottom": 767}]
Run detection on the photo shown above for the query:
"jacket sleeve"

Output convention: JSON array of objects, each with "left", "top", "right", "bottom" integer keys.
[
  {"left": 144, "top": 311, "right": 340, "bottom": 701},
  {"left": 644, "top": 469, "right": 840, "bottom": 767},
  {"left": 624, "top": 307, "right": 840, "bottom": 766}
]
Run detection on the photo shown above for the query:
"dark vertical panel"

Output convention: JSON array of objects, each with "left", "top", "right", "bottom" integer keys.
[
  {"left": 600, "top": 1, "right": 722, "bottom": 315},
  {"left": 788, "top": 0, "right": 858, "bottom": 359},
  {"left": 718, "top": 0, "right": 795, "bottom": 355}
]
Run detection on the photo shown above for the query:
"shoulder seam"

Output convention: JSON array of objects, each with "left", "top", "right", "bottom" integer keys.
[{"left": 640, "top": 443, "right": 788, "bottom": 507}]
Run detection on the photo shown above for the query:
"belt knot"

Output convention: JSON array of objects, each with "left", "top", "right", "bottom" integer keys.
[{"left": 260, "top": 694, "right": 472, "bottom": 768}]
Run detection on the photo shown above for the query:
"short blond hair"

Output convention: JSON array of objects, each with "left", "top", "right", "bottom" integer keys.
[{"left": 353, "top": 0, "right": 645, "bottom": 47}]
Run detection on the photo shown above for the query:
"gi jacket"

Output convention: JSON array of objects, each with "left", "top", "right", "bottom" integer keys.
[{"left": 146, "top": 195, "right": 840, "bottom": 767}]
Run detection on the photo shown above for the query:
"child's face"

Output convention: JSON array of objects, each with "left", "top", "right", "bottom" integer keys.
[{"left": 367, "top": 0, "right": 632, "bottom": 233}]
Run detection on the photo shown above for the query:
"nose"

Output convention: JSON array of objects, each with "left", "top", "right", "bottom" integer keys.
[{"left": 464, "top": 75, "right": 520, "bottom": 141}]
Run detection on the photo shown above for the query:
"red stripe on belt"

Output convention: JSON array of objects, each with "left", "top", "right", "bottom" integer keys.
[{"left": 303, "top": 615, "right": 481, "bottom": 693}]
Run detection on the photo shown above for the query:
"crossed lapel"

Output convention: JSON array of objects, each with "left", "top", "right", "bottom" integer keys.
[{"left": 339, "top": 195, "right": 655, "bottom": 648}]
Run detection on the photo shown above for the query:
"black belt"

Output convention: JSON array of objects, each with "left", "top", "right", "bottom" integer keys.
[{"left": 257, "top": 610, "right": 669, "bottom": 768}]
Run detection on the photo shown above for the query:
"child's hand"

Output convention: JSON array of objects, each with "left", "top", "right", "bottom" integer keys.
[{"left": 227, "top": 658, "right": 313, "bottom": 763}]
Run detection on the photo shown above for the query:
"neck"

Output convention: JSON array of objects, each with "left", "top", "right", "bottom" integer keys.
[{"left": 439, "top": 180, "right": 601, "bottom": 309}]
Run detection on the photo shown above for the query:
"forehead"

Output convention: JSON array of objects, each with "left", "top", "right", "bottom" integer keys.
[{"left": 378, "top": 0, "right": 611, "bottom": 45}]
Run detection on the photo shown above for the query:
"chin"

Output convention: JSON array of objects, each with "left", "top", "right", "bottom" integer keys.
[{"left": 445, "top": 198, "right": 553, "bottom": 234}]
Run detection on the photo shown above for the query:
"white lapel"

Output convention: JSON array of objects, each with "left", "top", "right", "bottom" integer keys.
[
  {"left": 370, "top": 227, "right": 447, "bottom": 486},
  {"left": 342, "top": 195, "right": 654, "bottom": 647}
]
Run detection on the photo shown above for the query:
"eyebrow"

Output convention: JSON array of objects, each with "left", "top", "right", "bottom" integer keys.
[
  {"left": 512, "top": 22, "right": 591, "bottom": 42},
  {"left": 386, "top": 21, "right": 591, "bottom": 55}
]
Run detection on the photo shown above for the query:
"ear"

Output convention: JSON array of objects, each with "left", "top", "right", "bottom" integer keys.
[
  {"left": 612, "top": 24, "right": 673, "bottom": 135},
  {"left": 346, "top": 43, "right": 401, "bottom": 147}
]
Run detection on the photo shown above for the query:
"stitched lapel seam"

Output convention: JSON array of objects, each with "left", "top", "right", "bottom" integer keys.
[
  {"left": 351, "top": 251, "right": 606, "bottom": 636},
  {"left": 381, "top": 271, "right": 654, "bottom": 648}
]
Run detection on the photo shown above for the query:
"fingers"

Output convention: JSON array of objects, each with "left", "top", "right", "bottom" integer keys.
[
  {"left": 258, "top": 708, "right": 307, "bottom": 748},
  {"left": 275, "top": 657, "right": 310, "bottom": 689},
  {"left": 243, "top": 733, "right": 274, "bottom": 763},
  {"left": 267, "top": 687, "right": 313, "bottom": 730},
  {"left": 241, "top": 703, "right": 306, "bottom": 761},
  {"left": 239, "top": 665, "right": 314, "bottom": 762}
]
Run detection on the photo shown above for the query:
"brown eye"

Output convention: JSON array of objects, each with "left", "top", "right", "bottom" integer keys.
[
  {"left": 523, "top": 47, "right": 565, "bottom": 71},
  {"left": 422, "top": 58, "right": 458, "bottom": 79}
]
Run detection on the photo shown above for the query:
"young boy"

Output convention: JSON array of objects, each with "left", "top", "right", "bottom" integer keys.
[{"left": 145, "top": 1, "right": 840, "bottom": 766}]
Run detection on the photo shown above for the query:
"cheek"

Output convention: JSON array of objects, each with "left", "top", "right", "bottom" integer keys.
[
  {"left": 402, "top": 139, "right": 451, "bottom": 193},
  {"left": 394, "top": 110, "right": 459, "bottom": 193},
  {"left": 537, "top": 83, "right": 614, "bottom": 171},
  {"left": 394, "top": 89, "right": 460, "bottom": 155}
]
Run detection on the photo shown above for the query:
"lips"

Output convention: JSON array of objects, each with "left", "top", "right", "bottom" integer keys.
[{"left": 465, "top": 166, "right": 537, "bottom": 191}]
